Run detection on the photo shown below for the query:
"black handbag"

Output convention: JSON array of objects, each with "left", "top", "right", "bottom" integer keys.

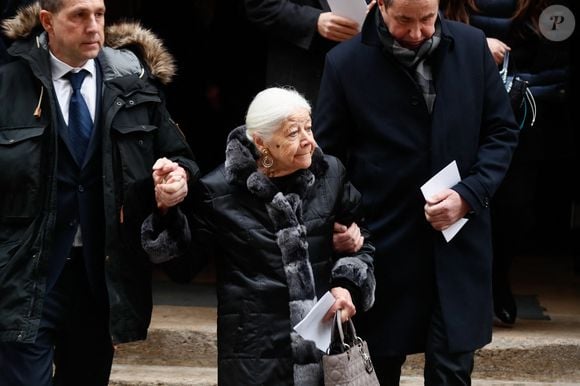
[
  {"left": 322, "top": 310, "right": 380, "bottom": 386},
  {"left": 500, "top": 52, "right": 536, "bottom": 129}
]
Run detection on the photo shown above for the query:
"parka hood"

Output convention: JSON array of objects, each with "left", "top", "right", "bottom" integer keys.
[{"left": 1, "top": 2, "right": 176, "bottom": 84}]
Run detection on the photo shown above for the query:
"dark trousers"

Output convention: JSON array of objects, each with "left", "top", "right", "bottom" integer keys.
[
  {"left": 373, "top": 300, "right": 474, "bottom": 386},
  {"left": 0, "top": 249, "right": 113, "bottom": 386}
]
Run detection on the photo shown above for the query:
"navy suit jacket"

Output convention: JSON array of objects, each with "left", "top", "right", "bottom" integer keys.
[{"left": 46, "top": 62, "right": 106, "bottom": 298}]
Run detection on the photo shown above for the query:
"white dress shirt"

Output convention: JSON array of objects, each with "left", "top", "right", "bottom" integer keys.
[
  {"left": 50, "top": 52, "right": 97, "bottom": 124},
  {"left": 49, "top": 52, "right": 98, "bottom": 247}
]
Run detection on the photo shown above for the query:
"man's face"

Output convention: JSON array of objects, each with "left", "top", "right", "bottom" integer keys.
[
  {"left": 379, "top": 0, "right": 438, "bottom": 49},
  {"left": 40, "top": 0, "right": 105, "bottom": 67}
]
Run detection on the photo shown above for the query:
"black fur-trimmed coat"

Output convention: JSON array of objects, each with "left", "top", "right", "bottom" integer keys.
[{"left": 143, "top": 126, "right": 376, "bottom": 385}]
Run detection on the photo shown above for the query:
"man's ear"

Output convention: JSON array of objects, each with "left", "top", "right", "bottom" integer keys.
[{"left": 39, "top": 10, "right": 53, "bottom": 33}]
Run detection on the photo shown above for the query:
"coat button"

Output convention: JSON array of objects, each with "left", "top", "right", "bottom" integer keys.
[
  {"left": 410, "top": 97, "right": 420, "bottom": 106},
  {"left": 78, "top": 185, "right": 85, "bottom": 192}
]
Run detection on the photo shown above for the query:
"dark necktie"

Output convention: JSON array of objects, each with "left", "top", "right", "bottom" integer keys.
[{"left": 65, "top": 70, "right": 93, "bottom": 164}]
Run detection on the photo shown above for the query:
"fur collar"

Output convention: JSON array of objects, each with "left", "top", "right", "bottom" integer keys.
[
  {"left": 1, "top": 2, "right": 175, "bottom": 84},
  {"left": 224, "top": 126, "right": 328, "bottom": 200}
]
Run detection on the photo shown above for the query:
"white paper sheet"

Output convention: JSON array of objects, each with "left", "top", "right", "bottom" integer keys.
[
  {"left": 327, "top": 0, "right": 368, "bottom": 30},
  {"left": 293, "top": 291, "right": 335, "bottom": 352},
  {"left": 420, "top": 160, "right": 468, "bottom": 242}
]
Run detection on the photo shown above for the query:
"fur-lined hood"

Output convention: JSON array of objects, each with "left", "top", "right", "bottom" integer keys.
[{"left": 1, "top": 2, "right": 175, "bottom": 84}]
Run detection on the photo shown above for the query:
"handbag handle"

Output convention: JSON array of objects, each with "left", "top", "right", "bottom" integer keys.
[
  {"left": 332, "top": 309, "right": 359, "bottom": 350},
  {"left": 500, "top": 51, "right": 510, "bottom": 84},
  {"left": 331, "top": 309, "right": 376, "bottom": 374}
]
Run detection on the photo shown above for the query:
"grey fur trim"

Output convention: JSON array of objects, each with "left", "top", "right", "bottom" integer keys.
[
  {"left": 293, "top": 362, "right": 323, "bottom": 386},
  {"left": 141, "top": 209, "right": 190, "bottom": 264},
  {"left": 291, "top": 332, "right": 323, "bottom": 385},
  {"left": 277, "top": 226, "right": 309, "bottom": 264},
  {"left": 285, "top": 261, "right": 316, "bottom": 308},
  {"left": 289, "top": 299, "right": 317, "bottom": 326},
  {"left": 332, "top": 257, "right": 376, "bottom": 311}
]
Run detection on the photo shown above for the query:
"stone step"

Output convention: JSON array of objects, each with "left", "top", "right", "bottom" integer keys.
[
  {"left": 109, "top": 366, "right": 578, "bottom": 386},
  {"left": 109, "top": 364, "right": 216, "bottom": 386},
  {"left": 112, "top": 280, "right": 580, "bottom": 383},
  {"left": 113, "top": 305, "right": 580, "bottom": 383},
  {"left": 113, "top": 305, "right": 217, "bottom": 368}
]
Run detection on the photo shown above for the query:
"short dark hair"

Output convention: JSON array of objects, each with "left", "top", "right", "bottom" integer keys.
[{"left": 40, "top": 0, "right": 64, "bottom": 13}]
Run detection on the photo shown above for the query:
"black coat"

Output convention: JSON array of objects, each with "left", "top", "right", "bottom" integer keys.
[
  {"left": 314, "top": 11, "right": 519, "bottom": 355},
  {"left": 150, "top": 126, "right": 376, "bottom": 385},
  {"left": 0, "top": 5, "right": 198, "bottom": 344},
  {"left": 244, "top": 0, "right": 335, "bottom": 105}
]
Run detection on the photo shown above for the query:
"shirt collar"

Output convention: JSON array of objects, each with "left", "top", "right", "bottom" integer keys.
[{"left": 49, "top": 51, "right": 96, "bottom": 81}]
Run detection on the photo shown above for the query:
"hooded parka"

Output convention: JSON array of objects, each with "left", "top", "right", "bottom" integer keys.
[{"left": 0, "top": 4, "right": 198, "bottom": 344}]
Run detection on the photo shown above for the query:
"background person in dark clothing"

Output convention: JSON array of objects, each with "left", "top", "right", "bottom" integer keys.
[
  {"left": 442, "top": 0, "right": 576, "bottom": 326},
  {"left": 244, "top": 0, "right": 366, "bottom": 106}
]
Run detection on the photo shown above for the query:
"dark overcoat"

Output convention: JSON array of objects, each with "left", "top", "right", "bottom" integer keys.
[
  {"left": 314, "top": 11, "right": 519, "bottom": 355},
  {"left": 244, "top": 0, "right": 335, "bottom": 104}
]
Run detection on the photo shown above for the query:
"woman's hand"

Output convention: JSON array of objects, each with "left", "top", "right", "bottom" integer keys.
[
  {"left": 324, "top": 287, "right": 356, "bottom": 322},
  {"left": 486, "top": 37, "right": 511, "bottom": 65},
  {"left": 152, "top": 157, "right": 189, "bottom": 214}
]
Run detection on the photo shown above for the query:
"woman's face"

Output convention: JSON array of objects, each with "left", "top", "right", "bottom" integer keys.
[{"left": 261, "top": 108, "right": 316, "bottom": 176}]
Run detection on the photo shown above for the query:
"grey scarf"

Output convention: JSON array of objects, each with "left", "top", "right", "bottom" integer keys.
[{"left": 376, "top": 8, "right": 441, "bottom": 112}]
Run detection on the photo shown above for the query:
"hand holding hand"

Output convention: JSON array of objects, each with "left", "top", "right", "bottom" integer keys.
[{"left": 152, "top": 157, "right": 188, "bottom": 213}]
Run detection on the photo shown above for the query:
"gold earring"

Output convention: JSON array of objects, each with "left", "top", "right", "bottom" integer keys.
[{"left": 261, "top": 148, "right": 274, "bottom": 169}]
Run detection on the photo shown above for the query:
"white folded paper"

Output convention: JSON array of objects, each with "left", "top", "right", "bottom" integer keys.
[
  {"left": 293, "top": 291, "right": 335, "bottom": 352},
  {"left": 420, "top": 160, "right": 468, "bottom": 242},
  {"left": 327, "top": 0, "right": 368, "bottom": 31}
]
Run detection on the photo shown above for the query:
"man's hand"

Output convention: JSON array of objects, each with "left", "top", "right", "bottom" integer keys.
[
  {"left": 424, "top": 189, "right": 470, "bottom": 231},
  {"left": 332, "top": 222, "right": 364, "bottom": 253},
  {"left": 152, "top": 157, "right": 188, "bottom": 213},
  {"left": 317, "top": 12, "right": 359, "bottom": 42}
]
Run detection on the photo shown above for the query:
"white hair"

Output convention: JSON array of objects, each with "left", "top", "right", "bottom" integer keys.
[{"left": 245, "top": 87, "right": 311, "bottom": 143}]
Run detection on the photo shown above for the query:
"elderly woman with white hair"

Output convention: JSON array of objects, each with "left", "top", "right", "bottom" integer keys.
[{"left": 142, "top": 87, "right": 376, "bottom": 385}]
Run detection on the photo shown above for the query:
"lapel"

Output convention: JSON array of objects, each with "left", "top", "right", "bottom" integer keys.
[{"left": 54, "top": 93, "right": 81, "bottom": 166}]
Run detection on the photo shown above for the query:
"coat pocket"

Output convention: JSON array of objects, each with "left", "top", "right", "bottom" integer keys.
[
  {"left": 111, "top": 124, "right": 158, "bottom": 186},
  {"left": 0, "top": 125, "right": 46, "bottom": 219}
]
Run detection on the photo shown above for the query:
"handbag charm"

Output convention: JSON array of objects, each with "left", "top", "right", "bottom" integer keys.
[{"left": 322, "top": 309, "right": 380, "bottom": 386}]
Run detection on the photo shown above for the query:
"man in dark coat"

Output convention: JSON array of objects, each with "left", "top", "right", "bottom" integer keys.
[
  {"left": 244, "top": 0, "right": 362, "bottom": 105},
  {"left": 0, "top": 1, "right": 197, "bottom": 385},
  {"left": 314, "top": 0, "right": 520, "bottom": 384}
]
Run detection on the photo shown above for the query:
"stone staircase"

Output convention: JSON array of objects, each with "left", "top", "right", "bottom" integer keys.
[{"left": 109, "top": 269, "right": 580, "bottom": 386}]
